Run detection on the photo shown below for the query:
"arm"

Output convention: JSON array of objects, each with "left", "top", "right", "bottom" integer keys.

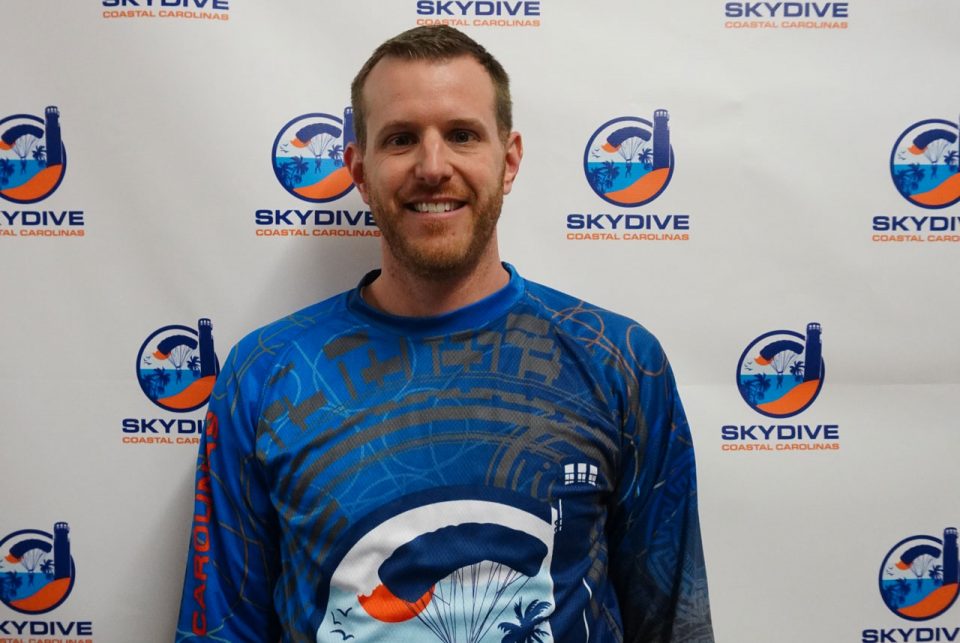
[
  {"left": 175, "top": 345, "right": 282, "bottom": 642},
  {"left": 608, "top": 344, "right": 714, "bottom": 643}
]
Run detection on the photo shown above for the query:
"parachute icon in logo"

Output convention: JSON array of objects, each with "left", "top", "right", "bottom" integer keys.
[
  {"left": 583, "top": 111, "right": 674, "bottom": 207},
  {"left": 272, "top": 109, "right": 355, "bottom": 203},
  {"left": 0, "top": 106, "right": 66, "bottom": 204},
  {"left": 880, "top": 528, "right": 960, "bottom": 621},
  {"left": 736, "top": 323, "right": 825, "bottom": 418},
  {"left": 136, "top": 318, "right": 220, "bottom": 413},
  {"left": 313, "top": 497, "right": 559, "bottom": 643},
  {"left": 890, "top": 117, "right": 960, "bottom": 209},
  {"left": 0, "top": 522, "right": 75, "bottom": 615}
]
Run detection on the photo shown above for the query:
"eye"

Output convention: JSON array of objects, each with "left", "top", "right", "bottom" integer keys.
[
  {"left": 385, "top": 133, "right": 415, "bottom": 148},
  {"left": 450, "top": 130, "right": 477, "bottom": 144}
]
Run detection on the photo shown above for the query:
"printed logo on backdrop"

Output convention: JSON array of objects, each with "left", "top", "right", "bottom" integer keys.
[
  {"left": 567, "top": 110, "right": 691, "bottom": 242},
  {"left": 736, "top": 324, "right": 824, "bottom": 418},
  {"left": 0, "top": 522, "right": 93, "bottom": 640},
  {"left": 723, "top": 1, "right": 849, "bottom": 30},
  {"left": 0, "top": 523, "right": 75, "bottom": 614},
  {"left": 101, "top": 0, "right": 230, "bottom": 21},
  {"left": 722, "top": 322, "right": 840, "bottom": 452},
  {"left": 0, "top": 107, "right": 84, "bottom": 239},
  {"left": 415, "top": 0, "right": 542, "bottom": 28},
  {"left": 872, "top": 116, "right": 960, "bottom": 244},
  {"left": 122, "top": 318, "right": 219, "bottom": 446},
  {"left": 861, "top": 527, "right": 960, "bottom": 643},
  {"left": 256, "top": 109, "right": 379, "bottom": 239}
]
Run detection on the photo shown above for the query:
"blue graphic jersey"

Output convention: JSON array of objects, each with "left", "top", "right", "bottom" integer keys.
[{"left": 175, "top": 265, "right": 713, "bottom": 643}]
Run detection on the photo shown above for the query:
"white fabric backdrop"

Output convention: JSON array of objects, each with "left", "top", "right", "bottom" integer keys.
[{"left": 1, "top": 1, "right": 958, "bottom": 641}]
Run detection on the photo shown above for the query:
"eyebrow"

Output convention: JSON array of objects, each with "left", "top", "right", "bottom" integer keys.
[{"left": 375, "top": 117, "right": 489, "bottom": 136}]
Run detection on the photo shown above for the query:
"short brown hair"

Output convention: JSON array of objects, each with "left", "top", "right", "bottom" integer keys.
[{"left": 350, "top": 25, "right": 512, "bottom": 149}]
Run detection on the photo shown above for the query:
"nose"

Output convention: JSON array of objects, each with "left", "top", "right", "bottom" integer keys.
[{"left": 414, "top": 131, "right": 453, "bottom": 186}]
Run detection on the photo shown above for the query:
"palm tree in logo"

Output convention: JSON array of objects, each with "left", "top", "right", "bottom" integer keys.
[
  {"left": 0, "top": 571, "right": 22, "bottom": 602},
  {"left": 639, "top": 147, "right": 653, "bottom": 171},
  {"left": 790, "top": 360, "right": 804, "bottom": 382},
  {"left": 945, "top": 150, "right": 959, "bottom": 174},
  {"left": 0, "top": 158, "right": 13, "bottom": 187},
  {"left": 588, "top": 160, "right": 621, "bottom": 193},
  {"left": 894, "top": 164, "right": 927, "bottom": 197},
  {"left": 498, "top": 598, "right": 551, "bottom": 643},
  {"left": 32, "top": 145, "right": 46, "bottom": 168},
  {"left": 746, "top": 373, "right": 771, "bottom": 406},
  {"left": 601, "top": 161, "right": 619, "bottom": 191},
  {"left": 148, "top": 367, "right": 171, "bottom": 400},
  {"left": 929, "top": 564, "right": 944, "bottom": 586},
  {"left": 328, "top": 144, "right": 344, "bottom": 167},
  {"left": 187, "top": 355, "right": 201, "bottom": 379},
  {"left": 280, "top": 156, "right": 309, "bottom": 189},
  {"left": 905, "top": 163, "right": 926, "bottom": 194},
  {"left": 39, "top": 558, "right": 54, "bottom": 578}
]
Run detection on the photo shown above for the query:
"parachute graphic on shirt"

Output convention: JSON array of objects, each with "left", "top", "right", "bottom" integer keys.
[
  {"left": 316, "top": 500, "right": 557, "bottom": 643},
  {"left": 358, "top": 523, "right": 547, "bottom": 642}
]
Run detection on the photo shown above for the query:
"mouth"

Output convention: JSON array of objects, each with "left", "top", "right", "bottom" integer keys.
[{"left": 406, "top": 200, "right": 467, "bottom": 214}]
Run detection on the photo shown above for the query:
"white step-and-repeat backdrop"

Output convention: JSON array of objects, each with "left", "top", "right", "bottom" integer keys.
[{"left": 1, "top": 1, "right": 958, "bottom": 641}]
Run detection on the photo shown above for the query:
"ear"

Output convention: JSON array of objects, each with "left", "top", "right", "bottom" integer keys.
[
  {"left": 344, "top": 142, "right": 370, "bottom": 204},
  {"left": 501, "top": 131, "right": 523, "bottom": 195}
]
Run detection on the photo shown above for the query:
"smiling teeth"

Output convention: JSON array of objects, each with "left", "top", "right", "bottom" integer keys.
[{"left": 413, "top": 202, "right": 457, "bottom": 213}]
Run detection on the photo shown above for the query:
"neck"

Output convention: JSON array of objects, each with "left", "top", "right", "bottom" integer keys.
[{"left": 364, "top": 252, "right": 509, "bottom": 317}]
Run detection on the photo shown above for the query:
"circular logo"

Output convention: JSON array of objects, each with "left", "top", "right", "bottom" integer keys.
[
  {"left": 273, "top": 111, "right": 355, "bottom": 203},
  {"left": 0, "top": 109, "right": 67, "bottom": 204},
  {"left": 890, "top": 118, "right": 960, "bottom": 209},
  {"left": 736, "top": 324, "right": 825, "bottom": 418},
  {"left": 313, "top": 497, "right": 555, "bottom": 643},
  {"left": 136, "top": 320, "right": 220, "bottom": 413},
  {"left": 583, "top": 112, "right": 674, "bottom": 207},
  {"left": 0, "top": 524, "right": 76, "bottom": 615},
  {"left": 879, "top": 533, "right": 960, "bottom": 621}
]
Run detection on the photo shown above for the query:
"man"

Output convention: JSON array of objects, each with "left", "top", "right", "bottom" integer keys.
[{"left": 176, "top": 25, "right": 713, "bottom": 643}]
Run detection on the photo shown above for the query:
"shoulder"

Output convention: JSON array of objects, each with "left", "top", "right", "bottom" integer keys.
[
  {"left": 520, "top": 278, "right": 667, "bottom": 372},
  {"left": 226, "top": 289, "right": 355, "bottom": 386}
]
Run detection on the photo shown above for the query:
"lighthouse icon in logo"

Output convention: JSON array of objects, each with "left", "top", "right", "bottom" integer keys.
[{"left": 0, "top": 522, "right": 76, "bottom": 614}]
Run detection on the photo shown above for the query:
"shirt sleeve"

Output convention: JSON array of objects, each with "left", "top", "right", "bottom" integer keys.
[
  {"left": 607, "top": 341, "right": 714, "bottom": 643},
  {"left": 175, "top": 344, "right": 282, "bottom": 642}
]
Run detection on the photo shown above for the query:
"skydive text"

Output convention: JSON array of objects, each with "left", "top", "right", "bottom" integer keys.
[
  {"left": 566, "top": 213, "right": 690, "bottom": 230},
  {"left": 122, "top": 418, "right": 204, "bottom": 434},
  {"left": 721, "top": 424, "right": 840, "bottom": 440},
  {"left": 0, "top": 621, "right": 93, "bottom": 636},
  {"left": 0, "top": 211, "right": 84, "bottom": 226},
  {"left": 416, "top": 1, "right": 540, "bottom": 15},
  {"left": 103, "top": 0, "right": 228, "bottom": 7},
  {"left": 724, "top": 2, "right": 848, "bottom": 17},
  {"left": 873, "top": 215, "right": 960, "bottom": 231},
  {"left": 862, "top": 627, "right": 960, "bottom": 642},
  {"left": 255, "top": 209, "right": 376, "bottom": 226}
]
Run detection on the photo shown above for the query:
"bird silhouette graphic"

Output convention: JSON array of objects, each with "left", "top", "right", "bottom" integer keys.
[{"left": 329, "top": 629, "right": 354, "bottom": 640}]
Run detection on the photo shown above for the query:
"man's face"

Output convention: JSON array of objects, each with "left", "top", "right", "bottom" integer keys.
[{"left": 346, "top": 55, "right": 522, "bottom": 280}]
